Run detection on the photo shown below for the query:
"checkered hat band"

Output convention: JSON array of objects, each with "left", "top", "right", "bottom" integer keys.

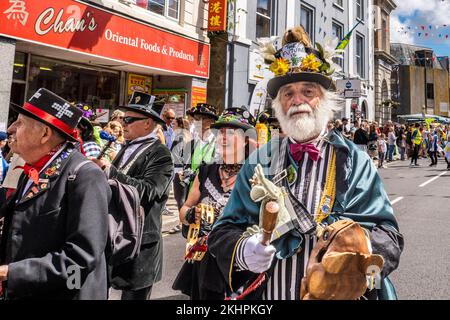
[{"left": 23, "top": 103, "right": 76, "bottom": 137}]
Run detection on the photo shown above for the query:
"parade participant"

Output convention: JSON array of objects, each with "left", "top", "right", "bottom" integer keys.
[
  {"left": 92, "top": 91, "right": 173, "bottom": 300},
  {"left": 0, "top": 88, "right": 110, "bottom": 299},
  {"left": 175, "top": 104, "right": 218, "bottom": 205},
  {"left": 444, "top": 135, "right": 450, "bottom": 170},
  {"left": 208, "top": 26, "right": 404, "bottom": 300},
  {"left": 410, "top": 123, "right": 422, "bottom": 166},
  {"left": 172, "top": 107, "right": 256, "bottom": 299},
  {"left": 353, "top": 120, "right": 370, "bottom": 152},
  {"left": 77, "top": 117, "right": 101, "bottom": 158}
]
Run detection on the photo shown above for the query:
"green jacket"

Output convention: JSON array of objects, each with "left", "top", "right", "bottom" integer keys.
[{"left": 210, "top": 130, "right": 404, "bottom": 300}]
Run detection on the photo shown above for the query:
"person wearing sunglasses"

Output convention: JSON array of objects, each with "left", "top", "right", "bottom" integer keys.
[
  {"left": 92, "top": 91, "right": 174, "bottom": 300},
  {"left": 162, "top": 108, "right": 176, "bottom": 150}
]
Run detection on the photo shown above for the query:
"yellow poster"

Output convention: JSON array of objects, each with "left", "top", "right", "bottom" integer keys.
[{"left": 127, "top": 73, "right": 152, "bottom": 95}]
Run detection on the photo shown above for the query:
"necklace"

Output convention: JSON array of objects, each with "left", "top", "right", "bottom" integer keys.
[{"left": 219, "top": 164, "right": 241, "bottom": 192}]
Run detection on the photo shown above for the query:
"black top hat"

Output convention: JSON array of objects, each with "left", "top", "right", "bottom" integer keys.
[
  {"left": 211, "top": 106, "right": 256, "bottom": 131},
  {"left": 265, "top": 27, "right": 342, "bottom": 99},
  {"left": 186, "top": 103, "right": 218, "bottom": 120},
  {"left": 11, "top": 88, "right": 83, "bottom": 142},
  {"left": 120, "top": 91, "right": 165, "bottom": 125}
]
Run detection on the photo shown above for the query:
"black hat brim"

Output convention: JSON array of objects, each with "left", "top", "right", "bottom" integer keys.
[
  {"left": 211, "top": 121, "right": 254, "bottom": 131},
  {"left": 267, "top": 72, "right": 333, "bottom": 99},
  {"left": 11, "top": 103, "right": 78, "bottom": 142},
  {"left": 120, "top": 105, "right": 165, "bottom": 125}
]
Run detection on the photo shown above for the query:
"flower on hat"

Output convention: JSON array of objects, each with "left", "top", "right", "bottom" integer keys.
[
  {"left": 269, "top": 58, "right": 290, "bottom": 76},
  {"left": 300, "top": 54, "right": 322, "bottom": 72}
]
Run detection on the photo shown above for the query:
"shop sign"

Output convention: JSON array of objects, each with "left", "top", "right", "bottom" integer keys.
[
  {"left": 127, "top": 73, "right": 152, "bottom": 95},
  {"left": 191, "top": 78, "right": 207, "bottom": 108},
  {"left": 0, "top": 0, "right": 210, "bottom": 78},
  {"left": 208, "top": 0, "right": 227, "bottom": 32}
]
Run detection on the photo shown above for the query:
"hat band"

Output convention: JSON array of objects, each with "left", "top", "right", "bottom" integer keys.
[{"left": 23, "top": 102, "right": 76, "bottom": 138}]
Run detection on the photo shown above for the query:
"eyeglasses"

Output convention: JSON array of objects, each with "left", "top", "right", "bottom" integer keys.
[{"left": 122, "top": 116, "right": 148, "bottom": 125}]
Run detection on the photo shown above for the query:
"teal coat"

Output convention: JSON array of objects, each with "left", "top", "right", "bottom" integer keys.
[{"left": 210, "top": 130, "right": 404, "bottom": 300}]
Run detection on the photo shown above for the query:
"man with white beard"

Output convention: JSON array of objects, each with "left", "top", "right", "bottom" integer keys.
[{"left": 207, "top": 26, "right": 404, "bottom": 300}]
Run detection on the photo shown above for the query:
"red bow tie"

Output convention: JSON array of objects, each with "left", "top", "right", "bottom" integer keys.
[
  {"left": 290, "top": 143, "right": 320, "bottom": 162},
  {"left": 15, "top": 144, "right": 63, "bottom": 185}
]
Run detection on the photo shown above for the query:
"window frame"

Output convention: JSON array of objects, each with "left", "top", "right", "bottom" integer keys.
[
  {"left": 355, "top": 33, "right": 365, "bottom": 78},
  {"left": 256, "top": 0, "right": 272, "bottom": 38},
  {"left": 356, "top": 0, "right": 364, "bottom": 21},
  {"left": 331, "top": 20, "right": 344, "bottom": 69},
  {"left": 147, "top": 0, "right": 180, "bottom": 21},
  {"left": 334, "top": 0, "right": 344, "bottom": 8},
  {"left": 300, "top": 3, "right": 315, "bottom": 43}
]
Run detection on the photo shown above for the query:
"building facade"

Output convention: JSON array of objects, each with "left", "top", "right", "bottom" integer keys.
[
  {"left": 0, "top": 0, "right": 210, "bottom": 128},
  {"left": 391, "top": 43, "right": 450, "bottom": 118},
  {"left": 207, "top": 0, "right": 375, "bottom": 121},
  {"left": 373, "top": 0, "right": 397, "bottom": 125}
]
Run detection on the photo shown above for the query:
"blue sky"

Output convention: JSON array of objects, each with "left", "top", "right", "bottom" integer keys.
[{"left": 390, "top": 0, "right": 450, "bottom": 57}]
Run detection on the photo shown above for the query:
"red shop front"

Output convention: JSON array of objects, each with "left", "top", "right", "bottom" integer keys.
[{"left": 0, "top": 0, "right": 210, "bottom": 123}]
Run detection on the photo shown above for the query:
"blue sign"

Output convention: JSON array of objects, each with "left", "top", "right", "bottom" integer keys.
[{"left": 346, "top": 81, "right": 352, "bottom": 89}]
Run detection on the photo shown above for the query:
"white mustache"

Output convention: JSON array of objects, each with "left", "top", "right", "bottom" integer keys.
[{"left": 287, "top": 104, "right": 313, "bottom": 116}]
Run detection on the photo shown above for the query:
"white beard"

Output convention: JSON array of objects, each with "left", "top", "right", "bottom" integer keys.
[{"left": 272, "top": 92, "right": 340, "bottom": 142}]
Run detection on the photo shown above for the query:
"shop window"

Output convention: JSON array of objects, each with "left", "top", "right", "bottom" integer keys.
[
  {"left": 334, "top": 0, "right": 343, "bottom": 7},
  {"left": 13, "top": 52, "right": 27, "bottom": 81},
  {"left": 28, "top": 56, "right": 120, "bottom": 112},
  {"left": 300, "top": 5, "right": 314, "bottom": 43},
  {"left": 256, "top": 0, "right": 271, "bottom": 38},
  {"left": 147, "top": 0, "right": 180, "bottom": 20}
]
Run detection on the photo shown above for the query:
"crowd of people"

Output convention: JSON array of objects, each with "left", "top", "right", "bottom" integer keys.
[
  {"left": 329, "top": 118, "right": 450, "bottom": 170},
  {"left": 0, "top": 25, "right": 431, "bottom": 301}
]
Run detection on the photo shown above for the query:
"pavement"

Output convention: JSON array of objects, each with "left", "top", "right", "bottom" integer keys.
[{"left": 112, "top": 155, "right": 450, "bottom": 300}]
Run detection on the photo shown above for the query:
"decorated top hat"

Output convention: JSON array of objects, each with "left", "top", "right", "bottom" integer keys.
[
  {"left": 11, "top": 88, "right": 83, "bottom": 142},
  {"left": 186, "top": 103, "right": 218, "bottom": 120},
  {"left": 264, "top": 26, "right": 343, "bottom": 99},
  {"left": 211, "top": 106, "right": 256, "bottom": 131},
  {"left": 120, "top": 91, "right": 165, "bottom": 125}
]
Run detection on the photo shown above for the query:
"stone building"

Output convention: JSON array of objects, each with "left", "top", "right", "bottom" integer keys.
[
  {"left": 391, "top": 43, "right": 450, "bottom": 118},
  {"left": 373, "top": 0, "right": 397, "bottom": 124}
]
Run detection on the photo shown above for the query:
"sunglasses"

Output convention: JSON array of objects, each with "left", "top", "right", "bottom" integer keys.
[
  {"left": 122, "top": 116, "right": 148, "bottom": 125},
  {"left": 166, "top": 116, "right": 175, "bottom": 120}
]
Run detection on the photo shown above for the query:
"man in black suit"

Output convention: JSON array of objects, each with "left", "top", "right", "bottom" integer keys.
[
  {"left": 0, "top": 88, "right": 110, "bottom": 299},
  {"left": 93, "top": 92, "right": 173, "bottom": 300}
]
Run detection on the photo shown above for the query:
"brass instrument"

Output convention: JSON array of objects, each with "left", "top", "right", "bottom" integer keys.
[{"left": 185, "top": 203, "right": 215, "bottom": 262}]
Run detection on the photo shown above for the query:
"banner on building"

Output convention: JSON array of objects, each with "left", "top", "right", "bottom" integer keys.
[
  {"left": 127, "top": 73, "right": 152, "bottom": 96},
  {"left": 208, "top": 0, "right": 227, "bottom": 32},
  {"left": 0, "top": 0, "right": 210, "bottom": 78},
  {"left": 191, "top": 78, "right": 207, "bottom": 108}
]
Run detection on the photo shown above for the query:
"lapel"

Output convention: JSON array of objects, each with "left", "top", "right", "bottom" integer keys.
[
  {"left": 112, "top": 144, "right": 128, "bottom": 168},
  {"left": 16, "top": 146, "right": 76, "bottom": 205}
]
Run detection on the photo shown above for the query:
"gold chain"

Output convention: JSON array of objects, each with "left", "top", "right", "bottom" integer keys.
[{"left": 315, "top": 148, "right": 336, "bottom": 225}]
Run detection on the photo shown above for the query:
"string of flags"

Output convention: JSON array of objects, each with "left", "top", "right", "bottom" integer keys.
[{"left": 396, "top": 24, "right": 450, "bottom": 39}]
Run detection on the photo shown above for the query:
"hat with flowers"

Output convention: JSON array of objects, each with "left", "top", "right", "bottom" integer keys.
[
  {"left": 211, "top": 106, "right": 256, "bottom": 131},
  {"left": 259, "top": 25, "right": 344, "bottom": 99},
  {"left": 187, "top": 103, "right": 219, "bottom": 120}
]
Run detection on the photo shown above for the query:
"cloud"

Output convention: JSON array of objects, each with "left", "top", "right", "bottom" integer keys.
[
  {"left": 390, "top": 15, "right": 416, "bottom": 44},
  {"left": 390, "top": 0, "right": 450, "bottom": 48}
]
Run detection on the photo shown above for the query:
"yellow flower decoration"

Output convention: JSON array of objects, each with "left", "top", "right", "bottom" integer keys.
[
  {"left": 301, "top": 54, "right": 322, "bottom": 72},
  {"left": 269, "top": 58, "right": 290, "bottom": 76}
]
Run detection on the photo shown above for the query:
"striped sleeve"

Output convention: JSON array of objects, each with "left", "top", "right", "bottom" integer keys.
[{"left": 234, "top": 236, "right": 250, "bottom": 271}]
